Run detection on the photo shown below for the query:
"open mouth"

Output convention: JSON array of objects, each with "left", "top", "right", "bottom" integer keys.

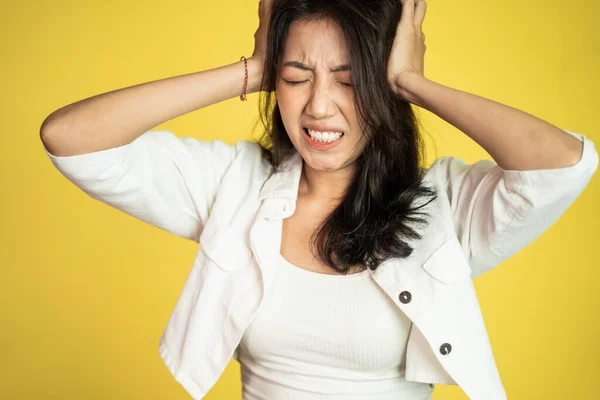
[
  {"left": 303, "top": 127, "right": 345, "bottom": 139},
  {"left": 302, "top": 127, "right": 345, "bottom": 149}
]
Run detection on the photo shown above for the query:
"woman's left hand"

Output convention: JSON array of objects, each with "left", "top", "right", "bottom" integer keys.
[{"left": 387, "top": 0, "right": 428, "bottom": 97}]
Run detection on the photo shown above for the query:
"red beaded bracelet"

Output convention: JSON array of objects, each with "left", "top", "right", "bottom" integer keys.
[{"left": 240, "top": 56, "right": 249, "bottom": 101}]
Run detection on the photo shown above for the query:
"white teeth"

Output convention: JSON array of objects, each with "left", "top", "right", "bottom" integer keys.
[{"left": 307, "top": 129, "right": 343, "bottom": 142}]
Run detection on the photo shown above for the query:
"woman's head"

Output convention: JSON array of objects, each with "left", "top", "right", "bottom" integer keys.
[
  {"left": 256, "top": 0, "right": 437, "bottom": 272},
  {"left": 275, "top": 18, "right": 362, "bottom": 173},
  {"left": 258, "top": 0, "right": 413, "bottom": 172}
]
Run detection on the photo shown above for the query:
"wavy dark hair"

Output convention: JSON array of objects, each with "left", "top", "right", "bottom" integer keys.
[{"left": 255, "top": 0, "right": 438, "bottom": 274}]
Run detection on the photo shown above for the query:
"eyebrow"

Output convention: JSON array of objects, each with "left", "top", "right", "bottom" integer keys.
[{"left": 282, "top": 61, "right": 350, "bottom": 72}]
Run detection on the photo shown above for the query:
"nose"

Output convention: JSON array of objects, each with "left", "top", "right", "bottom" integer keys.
[{"left": 305, "top": 82, "right": 336, "bottom": 120}]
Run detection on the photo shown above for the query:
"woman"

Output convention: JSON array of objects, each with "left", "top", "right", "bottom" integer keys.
[{"left": 41, "top": 0, "right": 598, "bottom": 399}]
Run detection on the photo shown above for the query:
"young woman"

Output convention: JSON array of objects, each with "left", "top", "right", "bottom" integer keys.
[{"left": 41, "top": 0, "right": 598, "bottom": 399}]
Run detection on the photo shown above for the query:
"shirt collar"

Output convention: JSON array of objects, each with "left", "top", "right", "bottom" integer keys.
[
  {"left": 259, "top": 150, "right": 303, "bottom": 201},
  {"left": 257, "top": 150, "right": 303, "bottom": 219}
]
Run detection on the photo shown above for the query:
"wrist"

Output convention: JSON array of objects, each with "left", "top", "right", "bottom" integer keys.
[
  {"left": 246, "top": 57, "right": 264, "bottom": 94},
  {"left": 392, "top": 72, "right": 428, "bottom": 107}
]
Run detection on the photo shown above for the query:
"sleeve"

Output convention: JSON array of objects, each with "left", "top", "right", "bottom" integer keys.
[
  {"left": 432, "top": 130, "right": 599, "bottom": 279},
  {"left": 43, "top": 130, "right": 240, "bottom": 242}
]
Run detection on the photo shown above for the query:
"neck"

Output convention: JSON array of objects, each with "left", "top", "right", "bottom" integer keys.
[{"left": 298, "top": 160, "right": 357, "bottom": 202}]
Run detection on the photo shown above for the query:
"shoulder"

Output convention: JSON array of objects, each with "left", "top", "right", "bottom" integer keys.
[
  {"left": 214, "top": 140, "right": 274, "bottom": 197},
  {"left": 233, "top": 139, "right": 264, "bottom": 160},
  {"left": 232, "top": 139, "right": 272, "bottom": 175},
  {"left": 177, "top": 137, "right": 271, "bottom": 179}
]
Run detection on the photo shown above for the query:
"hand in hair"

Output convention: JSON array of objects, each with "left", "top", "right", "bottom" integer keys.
[
  {"left": 252, "top": 0, "right": 276, "bottom": 65},
  {"left": 387, "top": 0, "right": 427, "bottom": 95}
]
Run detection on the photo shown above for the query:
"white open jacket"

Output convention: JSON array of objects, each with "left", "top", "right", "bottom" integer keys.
[{"left": 45, "top": 129, "right": 598, "bottom": 399}]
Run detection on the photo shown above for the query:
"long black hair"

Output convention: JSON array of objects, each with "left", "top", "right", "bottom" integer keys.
[{"left": 255, "top": 0, "right": 438, "bottom": 274}]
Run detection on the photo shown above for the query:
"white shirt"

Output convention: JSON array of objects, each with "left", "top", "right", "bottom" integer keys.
[
  {"left": 44, "top": 128, "right": 598, "bottom": 399},
  {"left": 239, "top": 254, "right": 434, "bottom": 400}
]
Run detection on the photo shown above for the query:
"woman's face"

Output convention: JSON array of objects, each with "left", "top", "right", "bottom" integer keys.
[{"left": 276, "top": 18, "right": 367, "bottom": 173}]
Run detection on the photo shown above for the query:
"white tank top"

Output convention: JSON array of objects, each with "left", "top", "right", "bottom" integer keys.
[{"left": 238, "top": 253, "right": 435, "bottom": 400}]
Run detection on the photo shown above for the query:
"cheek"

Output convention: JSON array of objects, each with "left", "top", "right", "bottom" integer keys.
[
  {"left": 276, "top": 88, "right": 302, "bottom": 123},
  {"left": 277, "top": 85, "right": 298, "bottom": 103}
]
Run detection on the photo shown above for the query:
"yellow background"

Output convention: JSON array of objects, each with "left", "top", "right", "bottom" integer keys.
[{"left": 2, "top": 0, "right": 599, "bottom": 398}]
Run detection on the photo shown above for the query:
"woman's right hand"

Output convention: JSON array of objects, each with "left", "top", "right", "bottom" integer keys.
[{"left": 251, "top": 0, "right": 275, "bottom": 65}]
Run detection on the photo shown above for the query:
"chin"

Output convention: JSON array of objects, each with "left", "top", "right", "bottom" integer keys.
[{"left": 301, "top": 151, "right": 348, "bottom": 172}]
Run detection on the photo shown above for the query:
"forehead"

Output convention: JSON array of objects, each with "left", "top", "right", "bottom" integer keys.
[{"left": 282, "top": 19, "right": 349, "bottom": 64}]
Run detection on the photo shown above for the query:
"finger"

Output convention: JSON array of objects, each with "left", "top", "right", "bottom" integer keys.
[
  {"left": 414, "top": 0, "right": 427, "bottom": 27},
  {"left": 399, "top": 0, "right": 415, "bottom": 28}
]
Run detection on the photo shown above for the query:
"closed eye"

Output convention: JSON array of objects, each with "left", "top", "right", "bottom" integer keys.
[
  {"left": 283, "top": 79, "right": 352, "bottom": 87},
  {"left": 284, "top": 79, "right": 307, "bottom": 86}
]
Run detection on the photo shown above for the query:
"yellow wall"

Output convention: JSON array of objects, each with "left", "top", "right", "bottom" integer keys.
[{"left": 2, "top": 0, "right": 598, "bottom": 398}]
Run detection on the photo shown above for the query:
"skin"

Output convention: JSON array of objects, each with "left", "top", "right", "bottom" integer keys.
[{"left": 276, "top": 18, "right": 367, "bottom": 203}]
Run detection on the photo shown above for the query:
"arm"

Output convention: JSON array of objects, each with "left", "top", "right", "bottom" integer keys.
[
  {"left": 393, "top": 75, "right": 597, "bottom": 278},
  {"left": 40, "top": 58, "right": 263, "bottom": 242},
  {"left": 389, "top": 0, "right": 582, "bottom": 170},
  {"left": 389, "top": 1, "right": 598, "bottom": 278},
  {"left": 393, "top": 73, "right": 584, "bottom": 170},
  {"left": 40, "top": 57, "right": 263, "bottom": 156},
  {"left": 40, "top": 0, "right": 275, "bottom": 243}
]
